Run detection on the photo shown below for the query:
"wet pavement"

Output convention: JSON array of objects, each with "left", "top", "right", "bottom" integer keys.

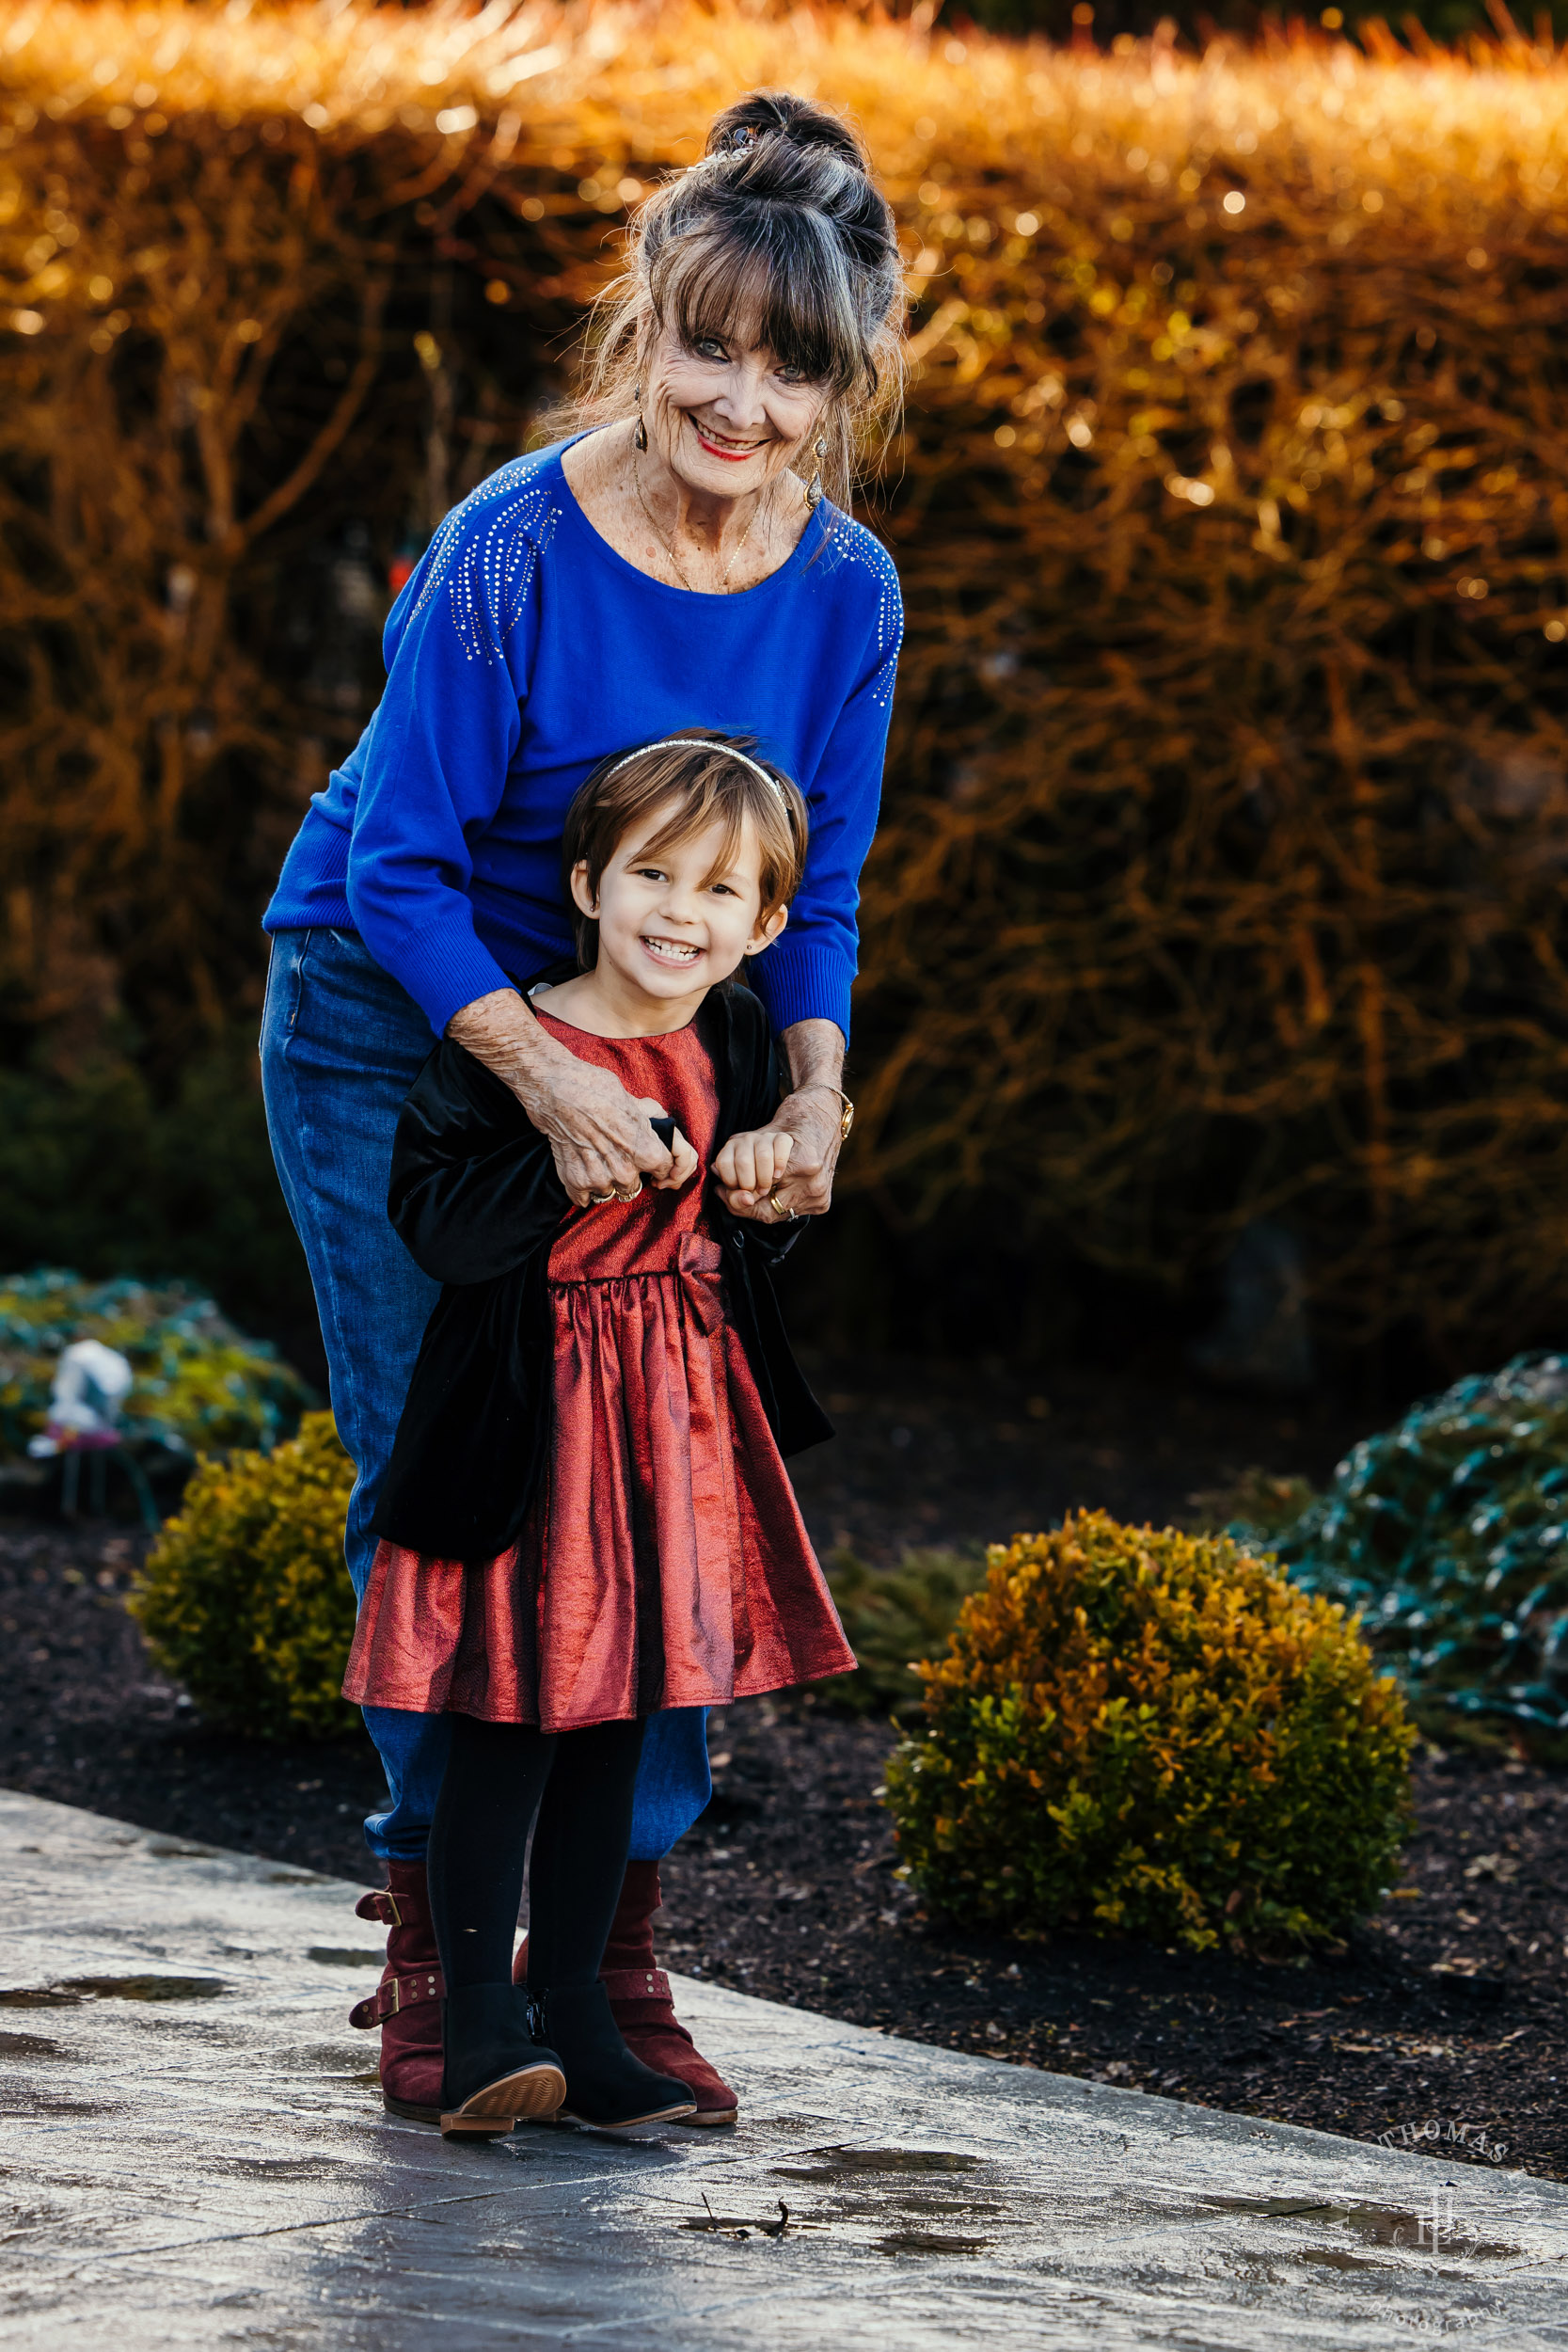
[{"left": 3, "top": 1789, "right": 1567, "bottom": 2349}]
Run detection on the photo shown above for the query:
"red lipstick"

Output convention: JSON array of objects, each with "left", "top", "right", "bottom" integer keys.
[{"left": 694, "top": 427, "right": 759, "bottom": 463}]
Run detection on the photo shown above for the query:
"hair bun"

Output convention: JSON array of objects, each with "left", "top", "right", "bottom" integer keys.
[{"left": 705, "top": 90, "right": 871, "bottom": 180}]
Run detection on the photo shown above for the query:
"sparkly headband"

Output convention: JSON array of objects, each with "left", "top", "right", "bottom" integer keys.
[{"left": 603, "top": 739, "right": 790, "bottom": 807}]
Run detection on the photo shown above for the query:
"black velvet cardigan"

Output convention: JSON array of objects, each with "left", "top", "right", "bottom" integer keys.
[{"left": 371, "top": 973, "right": 833, "bottom": 1562}]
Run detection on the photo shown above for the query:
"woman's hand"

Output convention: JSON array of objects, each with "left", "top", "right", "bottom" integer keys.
[
  {"left": 446, "top": 989, "right": 674, "bottom": 1208},
  {"left": 510, "top": 1054, "right": 676, "bottom": 1209}
]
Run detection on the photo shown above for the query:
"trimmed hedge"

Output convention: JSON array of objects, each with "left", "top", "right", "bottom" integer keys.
[
  {"left": 8, "top": 8, "right": 1568, "bottom": 1356},
  {"left": 817, "top": 1547, "right": 990, "bottom": 1722}
]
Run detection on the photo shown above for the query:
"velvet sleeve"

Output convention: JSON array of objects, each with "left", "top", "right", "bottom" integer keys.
[{"left": 388, "top": 1041, "right": 568, "bottom": 1286}]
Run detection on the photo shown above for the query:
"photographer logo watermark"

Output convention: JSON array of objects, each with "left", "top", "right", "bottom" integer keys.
[
  {"left": 1417, "top": 2185, "right": 1457, "bottom": 2249},
  {"left": 1377, "top": 2116, "right": 1509, "bottom": 2166}
]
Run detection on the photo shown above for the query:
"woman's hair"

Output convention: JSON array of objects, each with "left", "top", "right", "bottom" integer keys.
[
  {"left": 562, "top": 729, "right": 809, "bottom": 968},
  {"left": 563, "top": 91, "right": 905, "bottom": 511}
]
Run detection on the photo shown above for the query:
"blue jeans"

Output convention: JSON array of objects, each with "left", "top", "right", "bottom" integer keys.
[{"left": 259, "top": 926, "right": 711, "bottom": 1863}]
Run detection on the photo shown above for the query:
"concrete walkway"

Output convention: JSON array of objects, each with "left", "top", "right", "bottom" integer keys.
[{"left": 3, "top": 1789, "right": 1566, "bottom": 2350}]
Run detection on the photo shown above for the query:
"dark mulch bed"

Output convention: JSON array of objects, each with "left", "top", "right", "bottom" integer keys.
[{"left": 4, "top": 1356, "right": 1564, "bottom": 2176}]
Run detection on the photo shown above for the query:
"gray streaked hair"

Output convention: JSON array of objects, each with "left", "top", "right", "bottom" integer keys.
[{"left": 562, "top": 90, "right": 906, "bottom": 513}]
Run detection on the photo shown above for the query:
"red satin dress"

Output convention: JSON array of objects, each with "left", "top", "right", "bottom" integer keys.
[{"left": 342, "top": 1009, "right": 855, "bottom": 1730}]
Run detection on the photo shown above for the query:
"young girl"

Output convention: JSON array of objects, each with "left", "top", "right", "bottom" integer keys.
[{"left": 342, "top": 732, "right": 855, "bottom": 2138}]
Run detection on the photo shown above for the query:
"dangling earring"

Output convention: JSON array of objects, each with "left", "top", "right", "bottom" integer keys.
[
  {"left": 804, "top": 435, "right": 826, "bottom": 511},
  {"left": 632, "top": 380, "right": 648, "bottom": 454}
]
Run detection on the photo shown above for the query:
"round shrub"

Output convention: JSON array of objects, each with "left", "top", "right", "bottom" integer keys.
[
  {"left": 131, "top": 1412, "right": 358, "bottom": 1740},
  {"left": 882, "top": 1510, "right": 1416, "bottom": 1954}
]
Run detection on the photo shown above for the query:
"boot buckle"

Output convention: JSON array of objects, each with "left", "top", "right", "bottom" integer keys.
[{"left": 349, "top": 1969, "right": 443, "bottom": 2029}]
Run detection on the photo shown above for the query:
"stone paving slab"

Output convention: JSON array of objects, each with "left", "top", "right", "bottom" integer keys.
[{"left": 3, "top": 1788, "right": 1567, "bottom": 2350}]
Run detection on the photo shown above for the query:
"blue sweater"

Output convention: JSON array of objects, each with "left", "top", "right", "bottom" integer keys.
[{"left": 264, "top": 437, "right": 903, "bottom": 1041}]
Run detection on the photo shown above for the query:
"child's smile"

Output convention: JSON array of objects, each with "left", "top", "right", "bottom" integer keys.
[
  {"left": 550, "top": 799, "right": 789, "bottom": 1041},
  {"left": 640, "top": 931, "right": 705, "bottom": 970}
]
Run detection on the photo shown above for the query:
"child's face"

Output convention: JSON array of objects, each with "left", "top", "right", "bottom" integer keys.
[{"left": 572, "top": 803, "right": 787, "bottom": 1007}]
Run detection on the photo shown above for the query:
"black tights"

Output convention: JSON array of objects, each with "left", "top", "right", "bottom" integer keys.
[{"left": 427, "top": 1714, "right": 646, "bottom": 1994}]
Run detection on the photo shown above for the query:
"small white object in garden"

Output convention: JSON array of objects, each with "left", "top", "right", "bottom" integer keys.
[{"left": 27, "top": 1340, "right": 134, "bottom": 1456}]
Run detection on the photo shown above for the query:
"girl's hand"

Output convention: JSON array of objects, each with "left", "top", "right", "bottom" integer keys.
[
  {"left": 715, "top": 1126, "right": 796, "bottom": 1217},
  {"left": 641, "top": 1104, "right": 699, "bottom": 1193},
  {"left": 728, "top": 1023, "right": 849, "bottom": 1222}
]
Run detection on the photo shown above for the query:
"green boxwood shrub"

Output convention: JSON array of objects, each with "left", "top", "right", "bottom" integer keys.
[
  {"left": 883, "top": 1510, "right": 1416, "bottom": 1954},
  {"left": 131, "top": 1412, "right": 359, "bottom": 1740}
]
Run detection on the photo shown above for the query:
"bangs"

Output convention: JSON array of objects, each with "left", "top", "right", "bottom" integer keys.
[
  {"left": 656, "top": 215, "right": 870, "bottom": 397},
  {"left": 636, "top": 786, "right": 750, "bottom": 887},
  {"left": 562, "top": 733, "right": 809, "bottom": 968}
]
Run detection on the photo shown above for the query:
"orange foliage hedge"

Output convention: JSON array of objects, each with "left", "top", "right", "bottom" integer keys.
[{"left": 6, "top": 4, "right": 1568, "bottom": 1352}]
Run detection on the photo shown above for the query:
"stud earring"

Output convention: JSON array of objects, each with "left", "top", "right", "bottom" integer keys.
[
  {"left": 633, "top": 380, "right": 648, "bottom": 453},
  {"left": 804, "top": 435, "right": 827, "bottom": 511}
]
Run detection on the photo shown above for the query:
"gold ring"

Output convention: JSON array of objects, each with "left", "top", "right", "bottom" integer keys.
[
  {"left": 614, "top": 1184, "right": 641, "bottom": 1202},
  {"left": 768, "top": 1187, "right": 788, "bottom": 1217},
  {"left": 588, "top": 1189, "right": 616, "bottom": 1205}
]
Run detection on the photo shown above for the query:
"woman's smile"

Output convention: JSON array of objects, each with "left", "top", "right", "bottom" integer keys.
[{"left": 688, "top": 415, "right": 771, "bottom": 463}]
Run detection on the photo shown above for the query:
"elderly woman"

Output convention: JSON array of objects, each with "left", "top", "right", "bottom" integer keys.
[{"left": 260, "top": 88, "right": 905, "bottom": 2129}]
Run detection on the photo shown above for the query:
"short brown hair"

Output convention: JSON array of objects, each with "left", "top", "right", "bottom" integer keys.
[{"left": 562, "top": 729, "right": 809, "bottom": 967}]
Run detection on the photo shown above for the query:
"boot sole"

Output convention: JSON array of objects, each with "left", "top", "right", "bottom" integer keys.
[
  {"left": 555, "top": 2097, "right": 698, "bottom": 2129},
  {"left": 383, "top": 2091, "right": 441, "bottom": 2126},
  {"left": 440, "top": 2061, "right": 567, "bottom": 2137},
  {"left": 677, "top": 2106, "right": 737, "bottom": 2127}
]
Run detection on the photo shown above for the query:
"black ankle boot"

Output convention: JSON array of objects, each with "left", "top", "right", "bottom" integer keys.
[
  {"left": 439, "top": 1982, "right": 565, "bottom": 2137},
  {"left": 533, "top": 1982, "right": 697, "bottom": 2128}
]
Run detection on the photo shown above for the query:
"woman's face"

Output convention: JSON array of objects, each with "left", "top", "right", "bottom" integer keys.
[{"left": 642, "top": 320, "right": 825, "bottom": 502}]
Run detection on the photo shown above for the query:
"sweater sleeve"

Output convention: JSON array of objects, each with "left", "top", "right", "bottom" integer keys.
[
  {"left": 344, "top": 492, "right": 544, "bottom": 1037},
  {"left": 749, "top": 540, "right": 903, "bottom": 1044}
]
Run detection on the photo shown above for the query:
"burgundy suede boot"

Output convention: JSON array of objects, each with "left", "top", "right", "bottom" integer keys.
[
  {"left": 349, "top": 1855, "right": 445, "bottom": 2124},
  {"left": 514, "top": 1859, "right": 737, "bottom": 2125}
]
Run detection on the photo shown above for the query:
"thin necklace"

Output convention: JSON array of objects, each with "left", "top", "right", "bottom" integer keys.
[{"left": 634, "top": 456, "right": 768, "bottom": 594}]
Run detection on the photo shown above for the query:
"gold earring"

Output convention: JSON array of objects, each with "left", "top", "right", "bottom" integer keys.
[
  {"left": 633, "top": 380, "right": 648, "bottom": 453},
  {"left": 804, "top": 435, "right": 826, "bottom": 510}
]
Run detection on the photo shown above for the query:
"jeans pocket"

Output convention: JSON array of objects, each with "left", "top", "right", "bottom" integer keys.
[{"left": 261, "top": 929, "right": 310, "bottom": 1046}]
